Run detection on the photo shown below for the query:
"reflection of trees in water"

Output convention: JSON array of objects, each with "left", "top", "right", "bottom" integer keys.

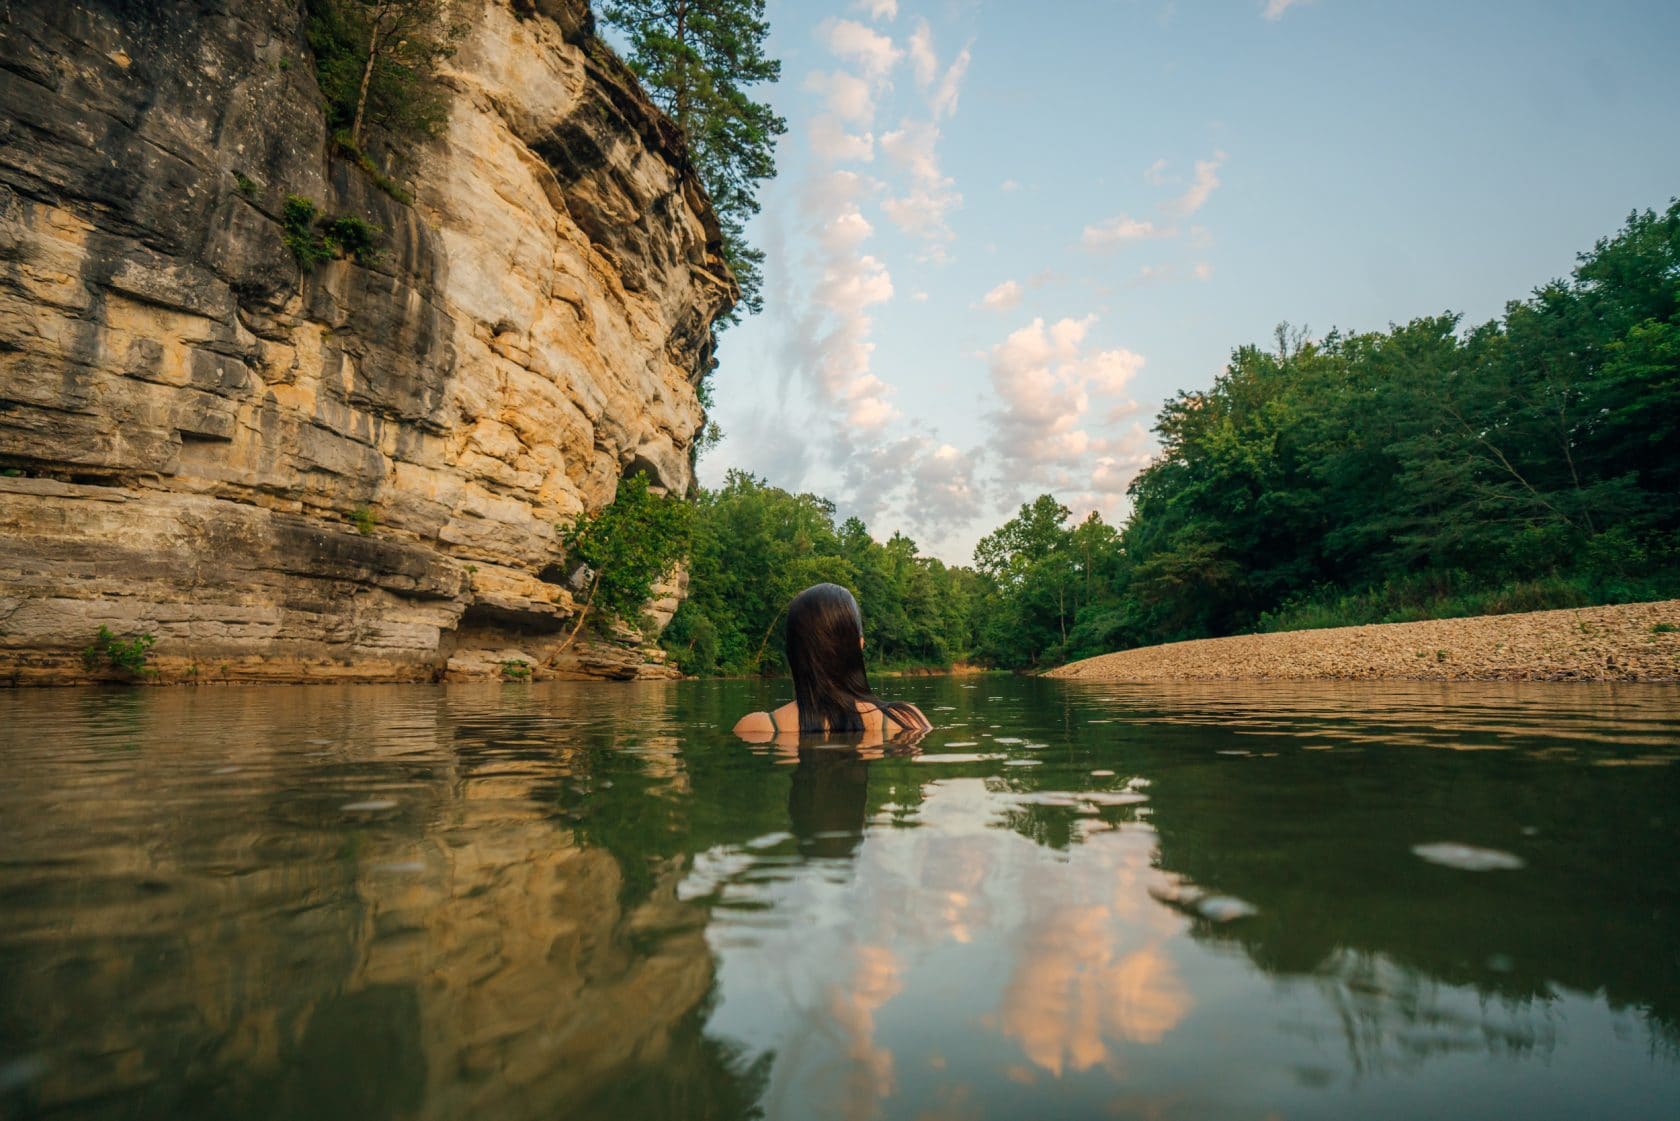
[
  {"left": 1130, "top": 721, "right": 1680, "bottom": 1058},
  {"left": 1293, "top": 950, "right": 1563, "bottom": 1078}
]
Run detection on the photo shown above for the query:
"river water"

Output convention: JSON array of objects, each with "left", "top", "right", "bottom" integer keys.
[{"left": 1, "top": 677, "right": 1676, "bottom": 1120}]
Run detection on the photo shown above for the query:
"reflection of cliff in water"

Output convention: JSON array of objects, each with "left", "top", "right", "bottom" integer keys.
[{"left": 0, "top": 687, "right": 763, "bottom": 1120}]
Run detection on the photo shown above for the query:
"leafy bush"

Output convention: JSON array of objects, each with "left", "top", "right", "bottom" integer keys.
[
  {"left": 559, "top": 473, "right": 693, "bottom": 632},
  {"left": 82, "top": 627, "right": 156, "bottom": 676},
  {"left": 283, "top": 195, "right": 385, "bottom": 269}
]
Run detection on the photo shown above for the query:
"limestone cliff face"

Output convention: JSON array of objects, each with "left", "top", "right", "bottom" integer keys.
[{"left": 0, "top": 0, "right": 732, "bottom": 684}]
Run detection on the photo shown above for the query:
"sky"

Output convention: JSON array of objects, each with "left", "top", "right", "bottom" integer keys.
[{"left": 696, "top": 0, "right": 1680, "bottom": 564}]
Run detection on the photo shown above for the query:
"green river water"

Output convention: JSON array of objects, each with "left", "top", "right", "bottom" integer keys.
[{"left": 1, "top": 677, "right": 1676, "bottom": 1120}]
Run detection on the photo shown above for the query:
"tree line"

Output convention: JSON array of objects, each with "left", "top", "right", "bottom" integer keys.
[{"left": 567, "top": 201, "right": 1678, "bottom": 674}]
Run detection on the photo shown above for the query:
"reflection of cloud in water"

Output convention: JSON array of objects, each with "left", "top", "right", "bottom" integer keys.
[
  {"left": 825, "top": 944, "right": 904, "bottom": 1121},
  {"left": 997, "top": 830, "right": 1192, "bottom": 1075},
  {"left": 698, "top": 780, "right": 1193, "bottom": 1112},
  {"left": 1000, "top": 913, "right": 1189, "bottom": 1074}
]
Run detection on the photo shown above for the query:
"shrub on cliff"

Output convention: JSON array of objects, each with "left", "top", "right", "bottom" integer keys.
[
  {"left": 283, "top": 196, "right": 385, "bottom": 268},
  {"left": 558, "top": 473, "right": 694, "bottom": 633}
]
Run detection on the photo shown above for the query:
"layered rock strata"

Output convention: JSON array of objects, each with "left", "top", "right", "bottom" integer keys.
[{"left": 0, "top": 0, "right": 733, "bottom": 683}]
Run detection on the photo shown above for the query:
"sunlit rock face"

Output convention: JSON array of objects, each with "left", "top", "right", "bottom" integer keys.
[{"left": 0, "top": 0, "right": 733, "bottom": 683}]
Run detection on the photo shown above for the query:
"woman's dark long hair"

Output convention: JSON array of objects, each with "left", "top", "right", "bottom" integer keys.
[{"left": 785, "top": 583, "right": 927, "bottom": 735}]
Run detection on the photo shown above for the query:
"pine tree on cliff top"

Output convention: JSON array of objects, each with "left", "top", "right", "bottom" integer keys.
[{"left": 601, "top": 0, "right": 787, "bottom": 321}]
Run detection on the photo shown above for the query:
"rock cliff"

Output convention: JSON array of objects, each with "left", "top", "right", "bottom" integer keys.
[{"left": 0, "top": 0, "right": 734, "bottom": 684}]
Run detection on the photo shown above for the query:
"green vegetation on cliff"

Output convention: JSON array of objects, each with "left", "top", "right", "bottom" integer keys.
[{"left": 600, "top": 0, "right": 786, "bottom": 320}]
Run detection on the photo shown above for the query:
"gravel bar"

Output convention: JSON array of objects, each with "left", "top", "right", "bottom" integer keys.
[{"left": 1047, "top": 599, "right": 1680, "bottom": 683}]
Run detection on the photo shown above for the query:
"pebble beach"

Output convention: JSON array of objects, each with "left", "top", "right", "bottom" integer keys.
[{"left": 1047, "top": 599, "right": 1680, "bottom": 684}]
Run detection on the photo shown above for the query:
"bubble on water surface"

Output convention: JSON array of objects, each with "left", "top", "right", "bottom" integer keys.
[
  {"left": 340, "top": 799, "right": 398, "bottom": 812},
  {"left": 914, "top": 753, "right": 1005, "bottom": 764},
  {"left": 1151, "top": 880, "right": 1258, "bottom": 923},
  {"left": 1003, "top": 759, "right": 1041, "bottom": 767},
  {"left": 1090, "top": 769, "right": 1116, "bottom": 777},
  {"left": 994, "top": 737, "right": 1025, "bottom": 744},
  {"left": 945, "top": 741, "right": 979, "bottom": 747},
  {"left": 1217, "top": 750, "right": 1251, "bottom": 756},
  {"left": 1197, "top": 896, "right": 1259, "bottom": 922},
  {"left": 1411, "top": 842, "right": 1525, "bottom": 871}
]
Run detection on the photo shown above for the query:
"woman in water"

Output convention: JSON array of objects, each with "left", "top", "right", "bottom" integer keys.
[{"left": 733, "top": 583, "right": 932, "bottom": 741}]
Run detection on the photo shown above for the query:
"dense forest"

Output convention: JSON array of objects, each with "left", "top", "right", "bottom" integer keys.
[{"left": 575, "top": 201, "right": 1679, "bottom": 675}]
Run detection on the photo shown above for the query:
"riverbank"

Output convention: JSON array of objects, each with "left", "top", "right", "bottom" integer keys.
[{"left": 1047, "top": 599, "right": 1680, "bottom": 683}]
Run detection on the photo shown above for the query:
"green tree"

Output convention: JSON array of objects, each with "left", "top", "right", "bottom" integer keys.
[
  {"left": 662, "top": 472, "right": 983, "bottom": 675},
  {"left": 306, "top": 0, "right": 464, "bottom": 151},
  {"left": 559, "top": 473, "right": 693, "bottom": 632},
  {"left": 600, "top": 0, "right": 787, "bottom": 319}
]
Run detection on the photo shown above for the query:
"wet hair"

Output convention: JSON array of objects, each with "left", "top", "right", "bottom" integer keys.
[{"left": 785, "top": 583, "right": 928, "bottom": 736}]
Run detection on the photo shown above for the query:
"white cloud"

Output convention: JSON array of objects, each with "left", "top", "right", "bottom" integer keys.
[
  {"left": 1263, "top": 0, "right": 1310, "bottom": 20},
  {"left": 1163, "top": 151, "right": 1225, "bottom": 217},
  {"left": 905, "top": 441, "right": 981, "bottom": 528},
  {"left": 903, "top": 20, "right": 970, "bottom": 119},
  {"left": 1193, "top": 261, "right": 1213, "bottom": 281},
  {"left": 880, "top": 118, "right": 943, "bottom": 183},
  {"left": 806, "top": 70, "right": 875, "bottom": 123},
  {"left": 881, "top": 188, "right": 961, "bottom": 244},
  {"left": 819, "top": 207, "right": 875, "bottom": 253},
  {"left": 809, "top": 116, "right": 875, "bottom": 163},
  {"left": 777, "top": 171, "right": 903, "bottom": 433},
  {"left": 836, "top": 433, "right": 982, "bottom": 540},
  {"left": 1000, "top": 178, "right": 1022, "bottom": 192},
  {"left": 858, "top": 0, "right": 898, "bottom": 20},
  {"left": 930, "top": 46, "right": 971, "bottom": 120},
  {"left": 814, "top": 253, "right": 894, "bottom": 319},
  {"left": 1144, "top": 158, "right": 1169, "bottom": 186},
  {"left": 979, "top": 279, "right": 1023, "bottom": 311},
  {"left": 984, "top": 315, "right": 1146, "bottom": 491},
  {"left": 880, "top": 120, "right": 962, "bottom": 245},
  {"left": 821, "top": 18, "right": 903, "bottom": 80},
  {"left": 1080, "top": 215, "right": 1172, "bottom": 250},
  {"left": 907, "top": 19, "right": 938, "bottom": 86},
  {"left": 910, "top": 290, "right": 930, "bottom": 302}
]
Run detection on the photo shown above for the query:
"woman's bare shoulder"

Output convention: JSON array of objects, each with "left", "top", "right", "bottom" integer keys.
[
  {"left": 733, "top": 702, "right": 797, "bottom": 741},
  {"left": 733, "top": 711, "right": 773, "bottom": 734}
]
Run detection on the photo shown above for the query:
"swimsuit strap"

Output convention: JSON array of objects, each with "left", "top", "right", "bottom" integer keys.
[{"left": 766, "top": 709, "right": 779, "bottom": 733}]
